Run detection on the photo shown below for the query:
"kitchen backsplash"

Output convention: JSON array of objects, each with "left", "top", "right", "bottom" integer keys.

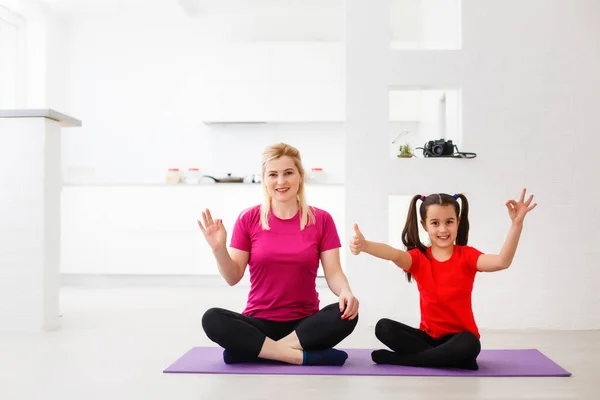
[{"left": 62, "top": 123, "right": 346, "bottom": 185}]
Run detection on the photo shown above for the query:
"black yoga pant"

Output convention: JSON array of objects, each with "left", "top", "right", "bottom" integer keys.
[
  {"left": 202, "top": 303, "right": 358, "bottom": 358},
  {"left": 374, "top": 318, "right": 481, "bottom": 368}
]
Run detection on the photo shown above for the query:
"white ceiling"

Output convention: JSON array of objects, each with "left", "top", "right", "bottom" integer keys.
[
  {"left": 38, "top": 0, "right": 345, "bottom": 18},
  {"left": 38, "top": 0, "right": 152, "bottom": 18},
  {"left": 38, "top": 0, "right": 347, "bottom": 41},
  {"left": 178, "top": 0, "right": 345, "bottom": 16},
  {"left": 37, "top": 0, "right": 440, "bottom": 44}
]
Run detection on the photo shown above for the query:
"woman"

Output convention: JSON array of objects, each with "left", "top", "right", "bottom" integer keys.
[{"left": 199, "top": 143, "right": 359, "bottom": 366}]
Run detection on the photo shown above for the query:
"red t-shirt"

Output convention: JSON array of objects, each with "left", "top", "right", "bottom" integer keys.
[
  {"left": 230, "top": 205, "right": 341, "bottom": 321},
  {"left": 408, "top": 245, "right": 483, "bottom": 339}
]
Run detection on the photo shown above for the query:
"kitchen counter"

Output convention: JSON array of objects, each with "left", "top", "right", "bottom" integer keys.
[
  {"left": 1, "top": 109, "right": 81, "bottom": 331},
  {"left": 60, "top": 184, "right": 346, "bottom": 276},
  {"left": 0, "top": 109, "right": 82, "bottom": 127},
  {"left": 62, "top": 182, "right": 345, "bottom": 187}
]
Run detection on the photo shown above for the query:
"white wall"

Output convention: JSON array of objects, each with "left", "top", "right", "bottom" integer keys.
[
  {"left": 390, "top": 0, "right": 461, "bottom": 50},
  {"left": 0, "top": 0, "right": 19, "bottom": 10},
  {"left": 1, "top": 0, "right": 68, "bottom": 109},
  {"left": 43, "top": 2, "right": 67, "bottom": 110},
  {"left": 0, "top": 5, "right": 22, "bottom": 108},
  {"left": 346, "top": 0, "right": 600, "bottom": 330}
]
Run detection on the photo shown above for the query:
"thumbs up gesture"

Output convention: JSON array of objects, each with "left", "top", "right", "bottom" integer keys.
[{"left": 350, "top": 223, "right": 367, "bottom": 255}]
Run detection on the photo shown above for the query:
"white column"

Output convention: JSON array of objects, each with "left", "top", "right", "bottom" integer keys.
[
  {"left": 345, "top": 0, "right": 395, "bottom": 325},
  {"left": 0, "top": 109, "right": 81, "bottom": 331}
]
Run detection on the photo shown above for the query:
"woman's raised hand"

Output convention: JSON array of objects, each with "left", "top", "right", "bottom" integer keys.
[{"left": 197, "top": 208, "right": 227, "bottom": 251}]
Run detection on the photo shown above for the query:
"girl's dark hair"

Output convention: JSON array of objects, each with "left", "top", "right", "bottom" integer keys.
[{"left": 401, "top": 193, "right": 470, "bottom": 282}]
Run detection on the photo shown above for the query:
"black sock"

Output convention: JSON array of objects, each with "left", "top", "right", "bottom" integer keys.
[
  {"left": 371, "top": 349, "right": 401, "bottom": 365},
  {"left": 222, "top": 349, "right": 255, "bottom": 364},
  {"left": 302, "top": 349, "right": 348, "bottom": 366},
  {"left": 222, "top": 349, "right": 285, "bottom": 365}
]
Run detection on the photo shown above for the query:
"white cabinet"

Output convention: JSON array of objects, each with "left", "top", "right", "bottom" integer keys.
[
  {"left": 200, "top": 82, "right": 269, "bottom": 123},
  {"left": 268, "top": 81, "right": 344, "bottom": 122},
  {"left": 197, "top": 44, "right": 270, "bottom": 122},
  {"left": 267, "top": 44, "right": 344, "bottom": 122},
  {"left": 61, "top": 184, "right": 346, "bottom": 276},
  {"left": 200, "top": 43, "right": 345, "bottom": 123},
  {"left": 60, "top": 187, "right": 108, "bottom": 274}
]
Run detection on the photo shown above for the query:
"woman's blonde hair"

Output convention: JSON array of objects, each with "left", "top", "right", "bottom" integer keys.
[{"left": 260, "top": 143, "right": 315, "bottom": 230}]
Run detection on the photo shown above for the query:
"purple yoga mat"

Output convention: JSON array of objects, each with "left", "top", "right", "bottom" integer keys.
[{"left": 163, "top": 347, "right": 571, "bottom": 377}]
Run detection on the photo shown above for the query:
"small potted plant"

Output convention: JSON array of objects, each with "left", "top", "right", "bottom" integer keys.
[{"left": 397, "top": 143, "right": 414, "bottom": 158}]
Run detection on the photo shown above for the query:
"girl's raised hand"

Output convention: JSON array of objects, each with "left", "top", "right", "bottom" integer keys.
[
  {"left": 349, "top": 223, "right": 366, "bottom": 255},
  {"left": 197, "top": 208, "right": 227, "bottom": 251},
  {"left": 506, "top": 188, "right": 537, "bottom": 224}
]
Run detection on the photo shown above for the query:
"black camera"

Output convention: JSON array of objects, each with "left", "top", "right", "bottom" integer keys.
[{"left": 423, "top": 139, "right": 455, "bottom": 157}]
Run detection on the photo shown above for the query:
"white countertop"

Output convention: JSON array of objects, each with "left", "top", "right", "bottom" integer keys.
[
  {"left": 62, "top": 182, "right": 344, "bottom": 187},
  {"left": 0, "top": 109, "right": 82, "bottom": 127}
]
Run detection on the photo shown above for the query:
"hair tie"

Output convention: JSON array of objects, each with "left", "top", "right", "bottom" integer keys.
[
  {"left": 453, "top": 193, "right": 460, "bottom": 199},
  {"left": 419, "top": 195, "right": 426, "bottom": 201}
]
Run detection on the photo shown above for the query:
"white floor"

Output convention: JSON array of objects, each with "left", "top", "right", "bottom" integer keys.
[{"left": 0, "top": 284, "right": 598, "bottom": 400}]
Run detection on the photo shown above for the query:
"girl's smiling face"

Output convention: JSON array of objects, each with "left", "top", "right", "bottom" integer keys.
[{"left": 422, "top": 204, "right": 460, "bottom": 249}]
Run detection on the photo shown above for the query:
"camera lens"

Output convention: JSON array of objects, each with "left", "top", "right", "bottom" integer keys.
[{"left": 433, "top": 145, "right": 443, "bottom": 155}]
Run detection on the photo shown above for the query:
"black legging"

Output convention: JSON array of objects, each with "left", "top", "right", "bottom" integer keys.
[
  {"left": 202, "top": 303, "right": 358, "bottom": 358},
  {"left": 373, "top": 318, "right": 481, "bottom": 369}
]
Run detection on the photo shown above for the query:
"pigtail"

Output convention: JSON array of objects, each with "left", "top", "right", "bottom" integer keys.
[
  {"left": 456, "top": 194, "right": 470, "bottom": 245},
  {"left": 401, "top": 194, "right": 426, "bottom": 282}
]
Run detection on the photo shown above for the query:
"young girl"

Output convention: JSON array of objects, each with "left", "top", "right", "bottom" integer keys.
[{"left": 350, "top": 189, "right": 536, "bottom": 370}]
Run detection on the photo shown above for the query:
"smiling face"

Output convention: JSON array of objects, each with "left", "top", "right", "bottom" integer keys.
[
  {"left": 263, "top": 155, "right": 302, "bottom": 204},
  {"left": 421, "top": 204, "right": 460, "bottom": 249}
]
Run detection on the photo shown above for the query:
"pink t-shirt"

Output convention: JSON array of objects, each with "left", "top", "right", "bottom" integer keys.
[{"left": 230, "top": 205, "right": 341, "bottom": 321}]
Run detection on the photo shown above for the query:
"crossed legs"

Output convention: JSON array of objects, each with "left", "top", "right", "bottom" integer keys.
[
  {"left": 201, "top": 303, "right": 358, "bottom": 365},
  {"left": 371, "top": 318, "right": 481, "bottom": 370}
]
